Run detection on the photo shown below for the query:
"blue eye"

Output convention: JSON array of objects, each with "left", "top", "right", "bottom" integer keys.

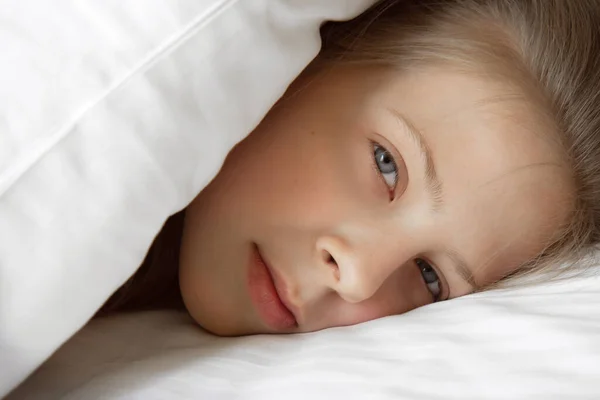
[
  {"left": 415, "top": 258, "right": 442, "bottom": 302},
  {"left": 373, "top": 143, "right": 398, "bottom": 191}
]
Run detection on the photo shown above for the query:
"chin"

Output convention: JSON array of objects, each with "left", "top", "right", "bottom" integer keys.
[
  {"left": 195, "top": 317, "right": 246, "bottom": 337},
  {"left": 180, "top": 291, "right": 251, "bottom": 337},
  {"left": 184, "top": 304, "right": 238, "bottom": 336}
]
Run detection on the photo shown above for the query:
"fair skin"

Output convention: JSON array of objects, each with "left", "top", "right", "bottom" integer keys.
[{"left": 179, "top": 65, "right": 572, "bottom": 336}]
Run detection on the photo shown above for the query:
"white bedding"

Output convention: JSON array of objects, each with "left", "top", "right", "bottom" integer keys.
[{"left": 10, "top": 275, "right": 600, "bottom": 400}]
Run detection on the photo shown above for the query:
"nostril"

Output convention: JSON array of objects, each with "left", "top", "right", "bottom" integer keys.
[
  {"left": 327, "top": 253, "right": 336, "bottom": 265},
  {"left": 322, "top": 250, "right": 337, "bottom": 265},
  {"left": 322, "top": 250, "right": 340, "bottom": 281}
]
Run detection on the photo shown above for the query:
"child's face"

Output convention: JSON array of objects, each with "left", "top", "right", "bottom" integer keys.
[{"left": 179, "top": 65, "right": 572, "bottom": 336}]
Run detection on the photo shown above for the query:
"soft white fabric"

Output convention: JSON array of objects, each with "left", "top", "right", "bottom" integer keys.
[
  {"left": 0, "top": 0, "right": 376, "bottom": 395},
  {"left": 9, "top": 275, "right": 600, "bottom": 400}
]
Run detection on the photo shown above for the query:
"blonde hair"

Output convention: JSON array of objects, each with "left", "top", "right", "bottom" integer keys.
[{"left": 318, "top": 0, "right": 600, "bottom": 287}]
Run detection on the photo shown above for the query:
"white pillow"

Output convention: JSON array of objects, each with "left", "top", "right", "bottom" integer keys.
[
  {"left": 9, "top": 276, "right": 600, "bottom": 400},
  {"left": 0, "top": 0, "right": 376, "bottom": 395}
]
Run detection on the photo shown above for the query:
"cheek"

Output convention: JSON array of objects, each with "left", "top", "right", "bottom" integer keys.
[
  {"left": 224, "top": 130, "right": 369, "bottom": 228},
  {"left": 366, "top": 266, "right": 432, "bottom": 317},
  {"left": 315, "top": 266, "right": 432, "bottom": 329}
]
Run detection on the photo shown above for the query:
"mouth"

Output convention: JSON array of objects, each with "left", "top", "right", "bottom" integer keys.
[{"left": 248, "top": 244, "right": 298, "bottom": 331}]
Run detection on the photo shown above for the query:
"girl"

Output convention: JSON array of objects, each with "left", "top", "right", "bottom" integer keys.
[{"left": 100, "top": 0, "right": 600, "bottom": 336}]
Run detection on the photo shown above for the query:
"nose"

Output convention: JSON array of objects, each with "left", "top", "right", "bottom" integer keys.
[{"left": 315, "top": 235, "right": 399, "bottom": 303}]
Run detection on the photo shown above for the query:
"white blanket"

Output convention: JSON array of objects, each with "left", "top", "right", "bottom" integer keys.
[{"left": 10, "top": 275, "right": 600, "bottom": 400}]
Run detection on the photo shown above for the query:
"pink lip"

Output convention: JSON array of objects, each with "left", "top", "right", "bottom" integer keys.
[{"left": 248, "top": 244, "right": 298, "bottom": 331}]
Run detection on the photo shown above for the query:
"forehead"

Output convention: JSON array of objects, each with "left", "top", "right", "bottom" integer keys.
[{"left": 380, "top": 67, "right": 573, "bottom": 282}]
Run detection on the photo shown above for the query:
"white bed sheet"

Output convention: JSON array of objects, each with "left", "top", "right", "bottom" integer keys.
[{"left": 10, "top": 275, "right": 600, "bottom": 400}]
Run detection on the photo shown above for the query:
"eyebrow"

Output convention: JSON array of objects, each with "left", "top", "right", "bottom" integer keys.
[
  {"left": 386, "top": 108, "right": 444, "bottom": 211},
  {"left": 386, "top": 108, "right": 478, "bottom": 290},
  {"left": 447, "top": 249, "right": 478, "bottom": 290}
]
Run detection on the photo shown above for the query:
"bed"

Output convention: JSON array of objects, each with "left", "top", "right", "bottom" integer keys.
[{"left": 10, "top": 275, "right": 600, "bottom": 399}]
